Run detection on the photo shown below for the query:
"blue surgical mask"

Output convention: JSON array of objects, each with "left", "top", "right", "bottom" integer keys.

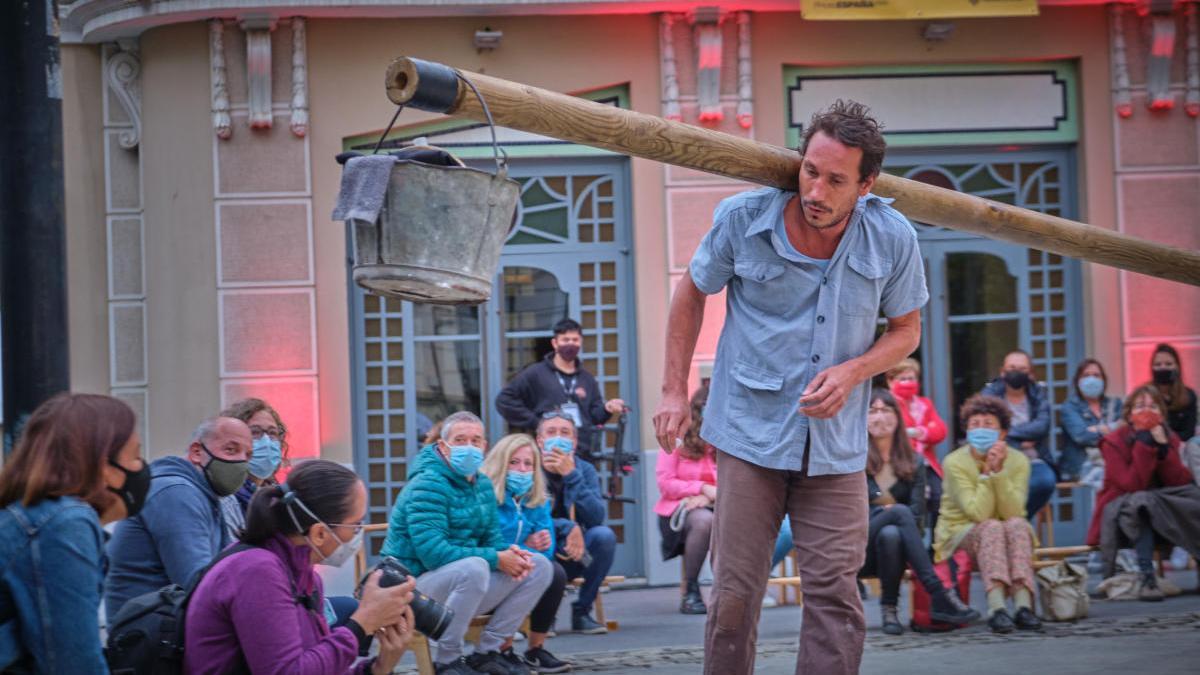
[
  {"left": 967, "top": 428, "right": 1000, "bottom": 452},
  {"left": 506, "top": 470, "right": 534, "bottom": 497},
  {"left": 1078, "top": 376, "right": 1105, "bottom": 400},
  {"left": 448, "top": 445, "right": 484, "bottom": 477},
  {"left": 543, "top": 436, "right": 574, "bottom": 455},
  {"left": 248, "top": 436, "right": 283, "bottom": 480}
]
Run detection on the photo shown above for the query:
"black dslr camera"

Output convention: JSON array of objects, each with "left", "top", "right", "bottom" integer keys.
[{"left": 360, "top": 556, "right": 453, "bottom": 642}]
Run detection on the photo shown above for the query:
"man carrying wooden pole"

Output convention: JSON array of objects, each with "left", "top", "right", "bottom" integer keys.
[{"left": 380, "top": 57, "right": 1200, "bottom": 674}]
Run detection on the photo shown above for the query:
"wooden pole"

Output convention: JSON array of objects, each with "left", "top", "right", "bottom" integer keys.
[{"left": 385, "top": 57, "right": 1200, "bottom": 288}]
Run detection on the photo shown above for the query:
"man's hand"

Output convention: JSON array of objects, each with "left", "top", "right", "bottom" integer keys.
[
  {"left": 798, "top": 361, "right": 863, "bottom": 419},
  {"left": 565, "top": 525, "right": 586, "bottom": 561},
  {"left": 653, "top": 390, "right": 690, "bottom": 452},
  {"left": 543, "top": 449, "right": 576, "bottom": 476},
  {"left": 525, "top": 530, "right": 552, "bottom": 552},
  {"left": 605, "top": 398, "right": 627, "bottom": 415}
]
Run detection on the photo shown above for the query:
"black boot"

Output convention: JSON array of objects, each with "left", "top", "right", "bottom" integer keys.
[
  {"left": 680, "top": 580, "right": 707, "bottom": 614},
  {"left": 929, "top": 587, "right": 981, "bottom": 625},
  {"left": 880, "top": 605, "right": 903, "bottom": 635}
]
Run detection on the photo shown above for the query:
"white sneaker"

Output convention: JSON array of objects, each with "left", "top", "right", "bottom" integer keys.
[{"left": 761, "top": 593, "right": 778, "bottom": 608}]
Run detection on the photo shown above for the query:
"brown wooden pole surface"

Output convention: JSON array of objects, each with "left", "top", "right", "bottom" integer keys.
[{"left": 385, "top": 57, "right": 1200, "bottom": 287}]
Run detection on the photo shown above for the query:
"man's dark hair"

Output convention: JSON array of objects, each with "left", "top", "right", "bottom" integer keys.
[
  {"left": 799, "top": 99, "right": 886, "bottom": 183},
  {"left": 959, "top": 394, "right": 1012, "bottom": 432},
  {"left": 553, "top": 318, "right": 582, "bottom": 336}
]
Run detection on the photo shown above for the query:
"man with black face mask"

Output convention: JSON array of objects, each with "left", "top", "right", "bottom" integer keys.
[
  {"left": 980, "top": 350, "right": 1056, "bottom": 518},
  {"left": 496, "top": 318, "right": 625, "bottom": 458},
  {"left": 104, "top": 416, "right": 252, "bottom": 623}
]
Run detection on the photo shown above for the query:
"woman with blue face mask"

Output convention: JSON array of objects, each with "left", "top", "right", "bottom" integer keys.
[
  {"left": 218, "top": 398, "right": 288, "bottom": 540},
  {"left": 481, "top": 435, "right": 572, "bottom": 673},
  {"left": 934, "top": 394, "right": 1041, "bottom": 634},
  {"left": 1059, "top": 359, "right": 1124, "bottom": 482}
]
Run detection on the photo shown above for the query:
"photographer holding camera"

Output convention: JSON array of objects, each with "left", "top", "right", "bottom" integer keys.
[
  {"left": 381, "top": 412, "right": 552, "bottom": 675},
  {"left": 184, "top": 459, "right": 415, "bottom": 674}
]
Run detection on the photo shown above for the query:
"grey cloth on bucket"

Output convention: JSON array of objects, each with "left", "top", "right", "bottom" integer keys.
[
  {"left": 331, "top": 154, "right": 397, "bottom": 223},
  {"left": 1099, "top": 483, "right": 1200, "bottom": 578}
]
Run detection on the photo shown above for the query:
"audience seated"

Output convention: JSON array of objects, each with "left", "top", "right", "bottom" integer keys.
[
  {"left": 185, "top": 460, "right": 414, "bottom": 674},
  {"left": 1087, "top": 385, "right": 1200, "bottom": 600},
  {"left": 382, "top": 411, "right": 550, "bottom": 675},
  {"left": 979, "top": 350, "right": 1057, "bottom": 518},
  {"left": 1060, "top": 358, "right": 1123, "bottom": 483},
  {"left": 862, "top": 389, "right": 978, "bottom": 634},
  {"left": 104, "top": 416, "right": 252, "bottom": 623},
  {"left": 886, "top": 358, "right": 948, "bottom": 531},
  {"left": 935, "top": 394, "right": 1042, "bottom": 634},
  {"left": 217, "top": 397, "right": 288, "bottom": 541},
  {"left": 0, "top": 394, "right": 147, "bottom": 673},
  {"left": 481, "top": 434, "right": 572, "bottom": 673},
  {"left": 1148, "top": 343, "right": 1199, "bottom": 442},
  {"left": 536, "top": 411, "right": 616, "bottom": 635}
]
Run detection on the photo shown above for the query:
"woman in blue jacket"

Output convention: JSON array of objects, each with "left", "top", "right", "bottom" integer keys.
[
  {"left": 482, "top": 434, "right": 571, "bottom": 674},
  {"left": 0, "top": 393, "right": 150, "bottom": 674},
  {"left": 1059, "top": 358, "right": 1123, "bottom": 482}
]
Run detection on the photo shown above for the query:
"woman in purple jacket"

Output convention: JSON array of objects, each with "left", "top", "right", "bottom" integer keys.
[{"left": 185, "top": 460, "right": 415, "bottom": 674}]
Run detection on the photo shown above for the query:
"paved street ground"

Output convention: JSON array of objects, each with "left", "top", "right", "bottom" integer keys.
[{"left": 394, "top": 567, "right": 1200, "bottom": 673}]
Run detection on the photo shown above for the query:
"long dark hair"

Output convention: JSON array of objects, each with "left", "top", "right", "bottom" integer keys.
[
  {"left": 679, "top": 385, "right": 714, "bottom": 461},
  {"left": 241, "top": 459, "right": 360, "bottom": 545},
  {"left": 865, "top": 388, "right": 917, "bottom": 482},
  {"left": 0, "top": 393, "right": 136, "bottom": 511},
  {"left": 1150, "top": 343, "right": 1188, "bottom": 412}
]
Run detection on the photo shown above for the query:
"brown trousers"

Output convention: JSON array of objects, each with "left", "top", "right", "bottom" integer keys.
[{"left": 704, "top": 449, "right": 868, "bottom": 675}]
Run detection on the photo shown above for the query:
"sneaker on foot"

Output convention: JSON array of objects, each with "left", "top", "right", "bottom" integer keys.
[
  {"left": 436, "top": 657, "right": 485, "bottom": 675},
  {"left": 466, "top": 651, "right": 522, "bottom": 675},
  {"left": 500, "top": 648, "right": 532, "bottom": 675},
  {"left": 1013, "top": 607, "right": 1043, "bottom": 631},
  {"left": 524, "top": 646, "right": 572, "bottom": 673},
  {"left": 571, "top": 610, "right": 607, "bottom": 634},
  {"left": 988, "top": 609, "right": 1015, "bottom": 634}
]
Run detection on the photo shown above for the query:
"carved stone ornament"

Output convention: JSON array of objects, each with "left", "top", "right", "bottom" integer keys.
[
  {"left": 736, "top": 12, "right": 753, "bottom": 130},
  {"left": 290, "top": 17, "right": 310, "bottom": 136},
  {"left": 105, "top": 45, "right": 141, "bottom": 149},
  {"left": 660, "top": 13, "right": 682, "bottom": 121},
  {"left": 1110, "top": 4, "right": 1133, "bottom": 119},
  {"left": 1187, "top": 2, "right": 1199, "bottom": 117},
  {"left": 210, "top": 20, "right": 233, "bottom": 140},
  {"left": 242, "top": 17, "right": 275, "bottom": 130}
]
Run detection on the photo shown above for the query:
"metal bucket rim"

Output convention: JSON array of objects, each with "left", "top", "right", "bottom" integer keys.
[{"left": 391, "top": 158, "right": 520, "bottom": 187}]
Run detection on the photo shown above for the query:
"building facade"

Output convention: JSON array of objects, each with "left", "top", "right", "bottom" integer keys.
[{"left": 57, "top": 0, "right": 1200, "bottom": 577}]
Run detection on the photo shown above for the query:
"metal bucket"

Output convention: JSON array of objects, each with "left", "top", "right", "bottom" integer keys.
[
  {"left": 351, "top": 77, "right": 519, "bottom": 304},
  {"left": 351, "top": 155, "right": 518, "bottom": 304}
]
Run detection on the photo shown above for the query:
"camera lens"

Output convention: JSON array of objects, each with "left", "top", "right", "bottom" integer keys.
[{"left": 410, "top": 590, "right": 454, "bottom": 641}]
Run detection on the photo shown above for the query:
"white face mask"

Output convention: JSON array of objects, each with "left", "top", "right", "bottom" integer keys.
[{"left": 312, "top": 524, "right": 363, "bottom": 568}]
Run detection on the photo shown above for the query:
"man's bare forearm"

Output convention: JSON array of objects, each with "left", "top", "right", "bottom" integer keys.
[
  {"left": 662, "top": 273, "right": 707, "bottom": 396},
  {"left": 846, "top": 310, "right": 921, "bottom": 384}
]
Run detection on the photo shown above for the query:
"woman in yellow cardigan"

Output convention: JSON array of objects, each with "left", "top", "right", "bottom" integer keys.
[{"left": 934, "top": 394, "right": 1042, "bottom": 634}]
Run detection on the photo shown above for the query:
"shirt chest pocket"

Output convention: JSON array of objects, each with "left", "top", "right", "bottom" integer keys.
[
  {"left": 842, "top": 253, "right": 891, "bottom": 316},
  {"left": 733, "top": 260, "right": 786, "bottom": 313}
]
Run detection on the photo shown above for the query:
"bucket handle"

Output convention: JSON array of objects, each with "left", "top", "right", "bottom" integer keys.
[{"left": 456, "top": 73, "right": 508, "bottom": 176}]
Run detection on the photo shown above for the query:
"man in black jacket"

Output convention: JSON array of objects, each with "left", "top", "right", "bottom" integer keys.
[{"left": 496, "top": 318, "right": 625, "bottom": 457}]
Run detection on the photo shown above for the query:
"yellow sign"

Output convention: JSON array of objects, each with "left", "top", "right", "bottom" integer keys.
[{"left": 802, "top": 0, "right": 1039, "bottom": 21}]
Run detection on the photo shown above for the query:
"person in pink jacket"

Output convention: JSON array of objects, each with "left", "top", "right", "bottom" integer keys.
[
  {"left": 656, "top": 388, "right": 718, "bottom": 615},
  {"left": 656, "top": 386, "right": 793, "bottom": 615},
  {"left": 887, "top": 358, "right": 948, "bottom": 531}
]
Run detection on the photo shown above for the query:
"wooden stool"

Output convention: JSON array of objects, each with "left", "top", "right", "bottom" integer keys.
[
  {"left": 766, "top": 550, "right": 803, "bottom": 606},
  {"left": 1035, "top": 481, "right": 1083, "bottom": 548}
]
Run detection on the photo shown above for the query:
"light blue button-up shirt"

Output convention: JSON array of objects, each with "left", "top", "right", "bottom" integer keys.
[{"left": 690, "top": 187, "right": 929, "bottom": 475}]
